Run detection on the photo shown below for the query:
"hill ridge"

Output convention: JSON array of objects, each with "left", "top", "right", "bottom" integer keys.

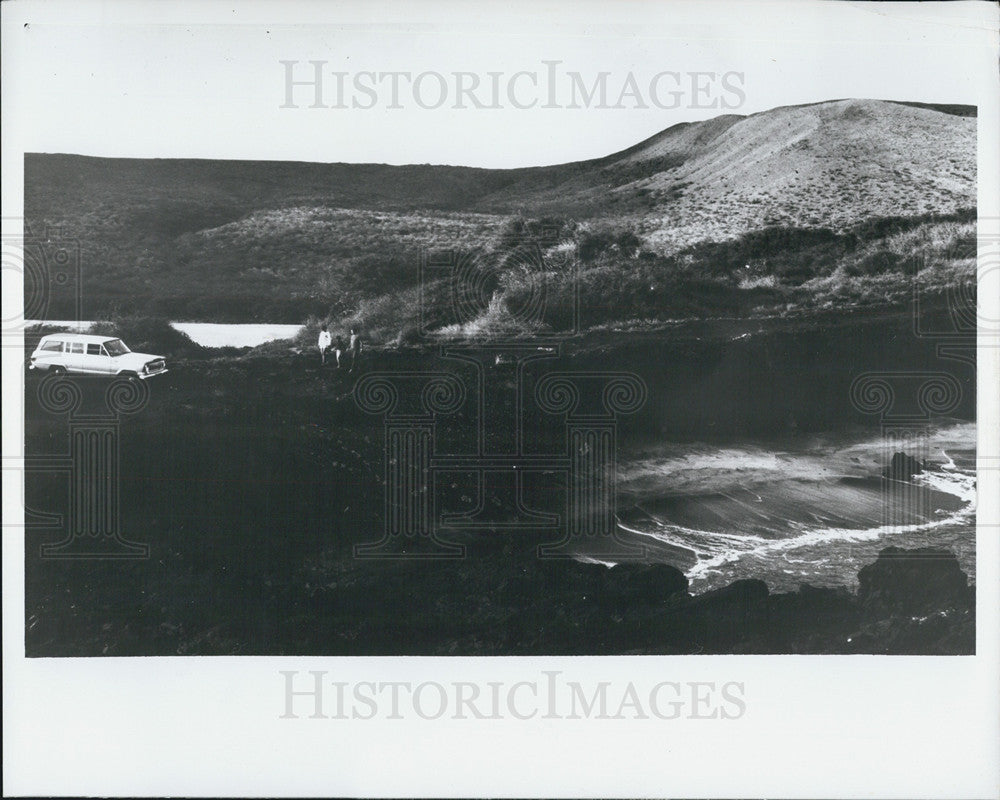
[{"left": 24, "top": 97, "right": 976, "bottom": 323}]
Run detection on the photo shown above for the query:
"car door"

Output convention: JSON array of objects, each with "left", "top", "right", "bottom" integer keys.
[
  {"left": 64, "top": 341, "right": 88, "bottom": 372},
  {"left": 98, "top": 344, "right": 118, "bottom": 374},
  {"left": 85, "top": 342, "right": 114, "bottom": 374}
]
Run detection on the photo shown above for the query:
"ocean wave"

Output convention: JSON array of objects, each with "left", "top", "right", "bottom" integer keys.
[
  {"left": 682, "top": 494, "right": 974, "bottom": 583},
  {"left": 619, "top": 421, "right": 975, "bottom": 497},
  {"left": 613, "top": 422, "right": 976, "bottom": 587},
  {"left": 914, "top": 464, "right": 976, "bottom": 506}
]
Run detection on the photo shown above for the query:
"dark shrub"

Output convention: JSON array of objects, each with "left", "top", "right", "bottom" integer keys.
[
  {"left": 577, "top": 225, "right": 643, "bottom": 263},
  {"left": 497, "top": 216, "right": 576, "bottom": 252},
  {"left": 578, "top": 230, "right": 616, "bottom": 262},
  {"left": 397, "top": 323, "right": 424, "bottom": 346},
  {"left": 615, "top": 229, "right": 642, "bottom": 258},
  {"left": 90, "top": 315, "right": 205, "bottom": 358},
  {"left": 847, "top": 249, "right": 903, "bottom": 277},
  {"left": 774, "top": 260, "right": 824, "bottom": 283},
  {"left": 681, "top": 226, "right": 844, "bottom": 280}
]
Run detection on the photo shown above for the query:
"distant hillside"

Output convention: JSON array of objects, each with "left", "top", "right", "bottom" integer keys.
[
  {"left": 619, "top": 99, "right": 976, "bottom": 249},
  {"left": 889, "top": 101, "right": 977, "bottom": 117},
  {"left": 24, "top": 98, "right": 976, "bottom": 323},
  {"left": 477, "top": 98, "right": 975, "bottom": 248}
]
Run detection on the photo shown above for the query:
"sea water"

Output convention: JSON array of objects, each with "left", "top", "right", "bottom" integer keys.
[{"left": 610, "top": 421, "right": 976, "bottom": 593}]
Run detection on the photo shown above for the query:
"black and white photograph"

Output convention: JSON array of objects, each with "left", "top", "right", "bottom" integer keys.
[{"left": 4, "top": 1, "right": 999, "bottom": 797}]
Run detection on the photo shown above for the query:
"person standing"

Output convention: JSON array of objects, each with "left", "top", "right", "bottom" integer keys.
[
  {"left": 334, "top": 335, "right": 345, "bottom": 369},
  {"left": 318, "top": 324, "right": 332, "bottom": 365},
  {"left": 348, "top": 328, "right": 363, "bottom": 372}
]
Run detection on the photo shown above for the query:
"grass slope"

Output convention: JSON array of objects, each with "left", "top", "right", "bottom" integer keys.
[{"left": 24, "top": 99, "right": 976, "bottom": 323}]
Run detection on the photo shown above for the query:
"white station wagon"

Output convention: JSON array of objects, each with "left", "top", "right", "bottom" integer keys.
[{"left": 29, "top": 333, "right": 168, "bottom": 379}]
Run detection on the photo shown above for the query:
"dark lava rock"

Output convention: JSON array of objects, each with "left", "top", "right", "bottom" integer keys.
[
  {"left": 601, "top": 563, "right": 689, "bottom": 609},
  {"left": 672, "top": 579, "right": 771, "bottom": 651},
  {"left": 883, "top": 451, "right": 925, "bottom": 481},
  {"left": 844, "top": 608, "right": 975, "bottom": 655},
  {"left": 536, "top": 558, "right": 607, "bottom": 600},
  {"left": 766, "top": 584, "right": 859, "bottom": 652},
  {"left": 693, "top": 577, "right": 770, "bottom": 610},
  {"left": 857, "top": 546, "right": 971, "bottom": 618}
]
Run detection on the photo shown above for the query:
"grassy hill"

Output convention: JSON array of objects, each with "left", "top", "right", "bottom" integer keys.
[{"left": 24, "top": 98, "right": 976, "bottom": 326}]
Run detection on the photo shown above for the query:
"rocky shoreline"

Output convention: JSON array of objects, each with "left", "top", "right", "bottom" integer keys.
[
  {"left": 22, "top": 307, "right": 976, "bottom": 656},
  {"left": 282, "top": 541, "right": 976, "bottom": 656}
]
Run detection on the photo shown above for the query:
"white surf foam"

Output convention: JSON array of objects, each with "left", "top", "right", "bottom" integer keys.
[{"left": 679, "top": 472, "right": 975, "bottom": 583}]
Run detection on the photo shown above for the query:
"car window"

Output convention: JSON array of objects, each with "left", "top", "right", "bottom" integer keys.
[
  {"left": 69, "top": 342, "right": 85, "bottom": 354},
  {"left": 86, "top": 344, "right": 103, "bottom": 355},
  {"left": 40, "top": 341, "right": 63, "bottom": 352},
  {"left": 104, "top": 339, "right": 130, "bottom": 356}
]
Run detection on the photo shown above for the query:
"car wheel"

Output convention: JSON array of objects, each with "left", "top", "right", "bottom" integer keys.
[
  {"left": 50, "top": 366, "right": 66, "bottom": 375},
  {"left": 120, "top": 371, "right": 140, "bottom": 383}
]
